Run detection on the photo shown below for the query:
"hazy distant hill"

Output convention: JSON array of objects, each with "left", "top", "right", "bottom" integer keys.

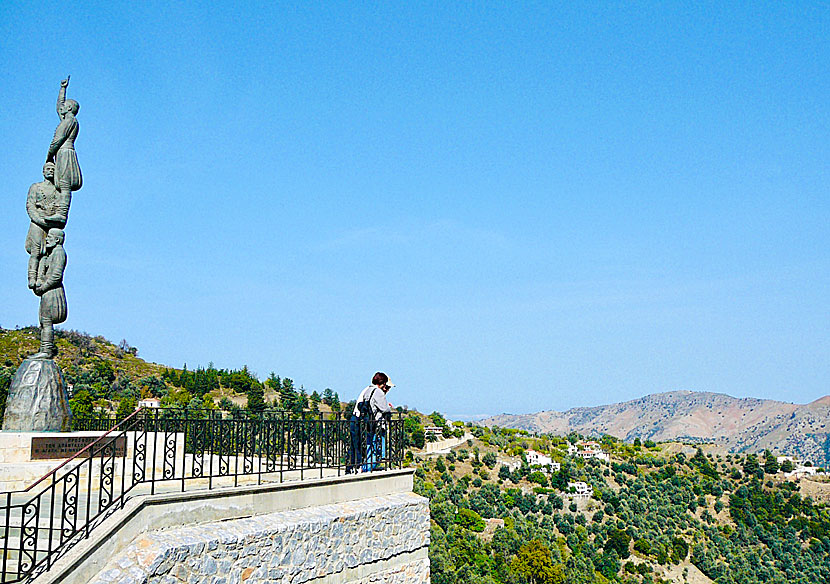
[{"left": 482, "top": 390, "right": 830, "bottom": 466}]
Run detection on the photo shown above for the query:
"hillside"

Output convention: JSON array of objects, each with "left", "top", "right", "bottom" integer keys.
[
  {"left": 482, "top": 390, "right": 830, "bottom": 466},
  {"left": 0, "top": 326, "right": 168, "bottom": 380},
  {"left": 419, "top": 422, "right": 830, "bottom": 584},
  {"left": 0, "top": 327, "right": 344, "bottom": 419}
]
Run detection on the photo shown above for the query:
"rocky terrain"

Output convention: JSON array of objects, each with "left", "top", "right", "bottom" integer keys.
[{"left": 482, "top": 390, "right": 830, "bottom": 466}]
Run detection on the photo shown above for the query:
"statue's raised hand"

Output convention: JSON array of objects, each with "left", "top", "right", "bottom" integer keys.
[{"left": 60, "top": 77, "right": 70, "bottom": 88}]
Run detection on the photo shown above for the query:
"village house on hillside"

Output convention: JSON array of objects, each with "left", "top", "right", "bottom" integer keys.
[
  {"left": 774, "top": 456, "right": 828, "bottom": 480},
  {"left": 526, "top": 449, "right": 561, "bottom": 473},
  {"left": 786, "top": 467, "right": 823, "bottom": 480},
  {"left": 138, "top": 398, "right": 161, "bottom": 409},
  {"left": 424, "top": 426, "right": 444, "bottom": 439},
  {"left": 568, "top": 441, "right": 610, "bottom": 462},
  {"left": 566, "top": 481, "right": 592, "bottom": 499}
]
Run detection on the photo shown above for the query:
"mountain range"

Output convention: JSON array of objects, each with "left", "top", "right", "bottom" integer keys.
[{"left": 482, "top": 390, "right": 830, "bottom": 466}]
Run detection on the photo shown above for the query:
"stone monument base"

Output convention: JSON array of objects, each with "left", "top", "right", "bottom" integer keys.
[
  {"left": 0, "top": 431, "right": 111, "bottom": 491},
  {"left": 2, "top": 358, "right": 72, "bottom": 432}
]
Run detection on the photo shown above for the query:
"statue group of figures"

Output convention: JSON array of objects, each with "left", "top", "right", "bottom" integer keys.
[
  {"left": 1, "top": 77, "right": 82, "bottom": 431},
  {"left": 24, "top": 78, "right": 82, "bottom": 359}
]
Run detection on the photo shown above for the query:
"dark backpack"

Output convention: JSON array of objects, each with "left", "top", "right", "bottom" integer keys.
[{"left": 357, "top": 387, "right": 377, "bottom": 418}]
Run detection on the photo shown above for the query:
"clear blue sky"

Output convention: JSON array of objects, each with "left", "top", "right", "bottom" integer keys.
[{"left": 1, "top": 2, "right": 827, "bottom": 418}]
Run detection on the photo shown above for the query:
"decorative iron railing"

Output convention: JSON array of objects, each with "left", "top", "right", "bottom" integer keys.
[
  {"left": 0, "top": 408, "right": 404, "bottom": 583},
  {"left": 69, "top": 413, "right": 117, "bottom": 432}
]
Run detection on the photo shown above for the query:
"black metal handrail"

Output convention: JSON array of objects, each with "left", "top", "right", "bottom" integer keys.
[
  {"left": 0, "top": 408, "right": 404, "bottom": 583},
  {"left": 22, "top": 409, "right": 145, "bottom": 495}
]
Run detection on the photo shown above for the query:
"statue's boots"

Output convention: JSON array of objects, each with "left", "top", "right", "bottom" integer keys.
[
  {"left": 30, "top": 341, "right": 57, "bottom": 360},
  {"left": 28, "top": 255, "right": 40, "bottom": 289}
]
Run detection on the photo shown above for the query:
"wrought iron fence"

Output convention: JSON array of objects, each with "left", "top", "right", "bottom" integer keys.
[
  {"left": 69, "top": 413, "right": 117, "bottom": 432},
  {"left": 0, "top": 408, "right": 404, "bottom": 584}
]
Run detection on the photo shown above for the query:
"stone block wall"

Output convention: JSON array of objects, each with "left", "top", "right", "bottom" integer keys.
[{"left": 89, "top": 493, "right": 429, "bottom": 584}]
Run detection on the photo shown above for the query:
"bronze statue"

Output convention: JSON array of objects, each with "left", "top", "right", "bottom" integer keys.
[
  {"left": 47, "top": 77, "right": 82, "bottom": 198},
  {"left": 25, "top": 162, "right": 70, "bottom": 290},
  {"left": 30, "top": 229, "right": 68, "bottom": 359},
  {"left": 24, "top": 77, "right": 80, "bottom": 360},
  {"left": 3, "top": 79, "right": 79, "bottom": 431}
]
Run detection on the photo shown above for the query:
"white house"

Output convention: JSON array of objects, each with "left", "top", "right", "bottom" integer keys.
[
  {"left": 566, "top": 481, "right": 592, "bottom": 498},
  {"left": 526, "top": 450, "right": 552, "bottom": 466},
  {"left": 526, "top": 450, "right": 561, "bottom": 473},
  {"left": 138, "top": 398, "right": 161, "bottom": 409},
  {"left": 424, "top": 426, "right": 444, "bottom": 439},
  {"left": 576, "top": 441, "right": 609, "bottom": 462},
  {"left": 784, "top": 466, "right": 823, "bottom": 480}
]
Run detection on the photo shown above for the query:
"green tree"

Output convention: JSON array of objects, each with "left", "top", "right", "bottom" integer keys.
[
  {"left": 186, "top": 397, "right": 204, "bottom": 412},
  {"left": 510, "top": 540, "right": 565, "bottom": 584},
  {"left": 692, "top": 447, "right": 720, "bottom": 478},
  {"left": 93, "top": 360, "right": 115, "bottom": 385},
  {"left": 604, "top": 527, "right": 631, "bottom": 559},
  {"left": 136, "top": 376, "right": 163, "bottom": 399},
  {"left": 482, "top": 451, "right": 497, "bottom": 468},
  {"left": 69, "top": 388, "right": 94, "bottom": 418},
  {"left": 412, "top": 427, "right": 426, "bottom": 448},
  {"left": 595, "top": 551, "right": 621, "bottom": 580},
  {"left": 671, "top": 537, "right": 689, "bottom": 562},
  {"left": 291, "top": 388, "right": 308, "bottom": 415},
  {"left": 246, "top": 382, "right": 265, "bottom": 412},
  {"left": 633, "top": 538, "right": 651, "bottom": 555},
  {"left": 528, "top": 471, "right": 548, "bottom": 487},
  {"left": 431, "top": 501, "right": 455, "bottom": 532},
  {"left": 0, "top": 366, "right": 12, "bottom": 424},
  {"left": 743, "top": 453, "right": 760, "bottom": 475},
  {"left": 280, "top": 378, "right": 296, "bottom": 411},
  {"left": 454, "top": 508, "right": 485, "bottom": 532},
  {"left": 764, "top": 450, "right": 780, "bottom": 474},
  {"left": 265, "top": 372, "right": 281, "bottom": 394},
  {"left": 115, "top": 396, "right": 137, "bottom": 421}
]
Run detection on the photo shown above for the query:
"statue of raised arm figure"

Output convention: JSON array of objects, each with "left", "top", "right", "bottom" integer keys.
[
  {"left": 47, "top": 77, "right": 82, "bottom": 201},
  {"left": 1, "top": 80, "right": 79, "bottom": 431}
]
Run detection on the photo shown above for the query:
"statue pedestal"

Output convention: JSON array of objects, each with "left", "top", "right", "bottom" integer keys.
[
  {"left": 0, "top": 431, "right": 116, "bottom": 491},
  {"left": 2, "top": 359, "right": 72, "bottom": 432}
]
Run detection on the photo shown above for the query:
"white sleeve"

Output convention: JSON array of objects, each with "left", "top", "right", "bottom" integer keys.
[{"left": 369, "top": 388, "right": 391, "bottom": 418}]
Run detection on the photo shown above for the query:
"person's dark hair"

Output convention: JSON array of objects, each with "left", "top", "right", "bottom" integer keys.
[{"left": 372, "top": 371, "right": 388, "bottom": 387}]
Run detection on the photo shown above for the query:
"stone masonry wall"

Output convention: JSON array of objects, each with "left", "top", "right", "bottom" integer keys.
[{"left": 89, "top": 493, "right": 429, "bottom": 584}]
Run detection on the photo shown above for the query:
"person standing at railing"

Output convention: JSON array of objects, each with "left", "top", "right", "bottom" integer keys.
[
  {"left": 347, "top": 372, "right": 394, "bottom": 473},
  {"left": 360, "top": 372, "right": 393, "bottom": 472}
]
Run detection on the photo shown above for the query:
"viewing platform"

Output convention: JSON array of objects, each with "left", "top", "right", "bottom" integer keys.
[{"left": 0, "top": 408, "right": 428, "bottom": 584}]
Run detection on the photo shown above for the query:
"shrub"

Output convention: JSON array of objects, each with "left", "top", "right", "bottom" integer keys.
[
  {"left": 454, "top": 508, "right": 485, "bottom": 532},
  {"left": 528, "top": 471, "right": 549, "bottom": 487},
  {"left": 482, "top": 451, "right": 497, "bottom": 468}
]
